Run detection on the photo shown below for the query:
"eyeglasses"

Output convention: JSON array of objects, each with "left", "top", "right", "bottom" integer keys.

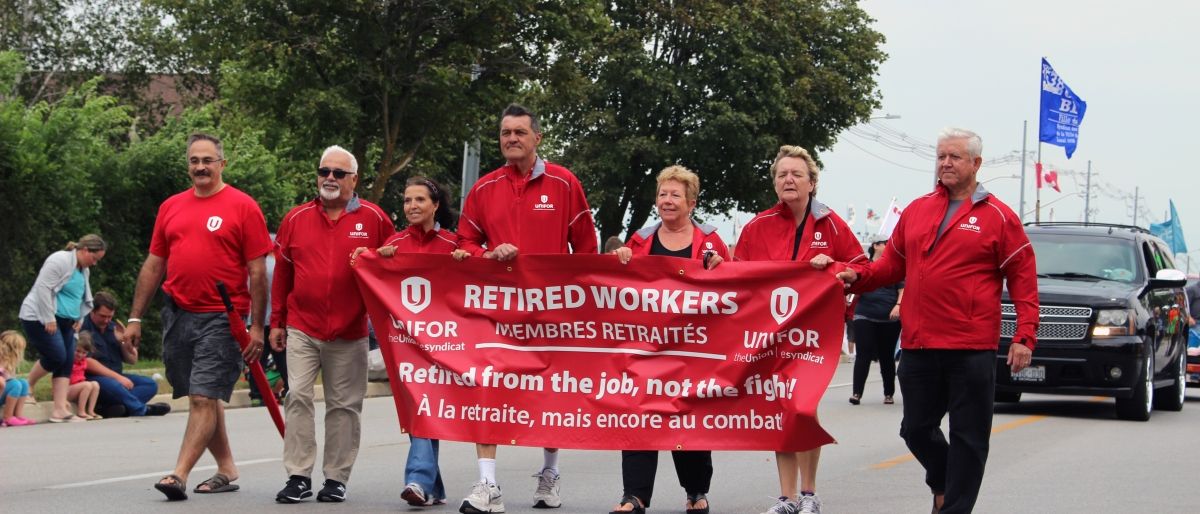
[
  {"left": 188, "top": 157, "right": 223, "bottom": 166},
  {"left": 318, "top": 167, "right": 356, "bottom": 179}
]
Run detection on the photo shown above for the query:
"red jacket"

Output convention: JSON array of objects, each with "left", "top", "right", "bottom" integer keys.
[
  {"left": 848, "top": 184, "right": 1039, "bottom": 350},
  {"left": 383, "top": 224, "right": 460, "bottom": 254},
  {"left": 735, "top": 200, "right": 865, "bottom": 320},
  {"left": 625, "top": 221, "right": 731, "bottom": 261},
  {"left": 458, "top": 157, "right": 598, "bottom": 256},
  {"left": 272, "top": 196, "right": 395, "bottom": 341}
]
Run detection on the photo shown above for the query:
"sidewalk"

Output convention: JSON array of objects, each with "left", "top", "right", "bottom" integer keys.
[{"left": 18, "top": 381, "right": 395, "bottom": 422}]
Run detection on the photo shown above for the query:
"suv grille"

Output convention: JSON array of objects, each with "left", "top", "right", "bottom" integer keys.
[{"left": 1000, "top": 304, "right": 1092, "bottom": 341}]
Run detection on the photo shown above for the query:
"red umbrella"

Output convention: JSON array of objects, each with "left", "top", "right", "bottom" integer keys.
[{"left": 216, "top": 281, "right": 285, "bottom": 437}]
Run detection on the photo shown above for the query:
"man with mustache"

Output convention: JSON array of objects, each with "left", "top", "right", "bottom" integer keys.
[
  {"left": 453, "top": 103, "right": 598, "bottom": 513},
  {"left": 269, "top": 145, "right": 395, "bottom": 504},
  {"left": 127, "top": 133, "right": 274, "bottom": 501}
]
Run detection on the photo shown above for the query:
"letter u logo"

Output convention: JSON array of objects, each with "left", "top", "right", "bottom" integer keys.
[
  {"left": 206, "top": 216, "right": 223, "bottom": 232},
  {"left": 400, "top": 276, "right": 432, "bottom": 314},
  {"left": 770, "top": 287, "right": 799, "bottom": 325}
]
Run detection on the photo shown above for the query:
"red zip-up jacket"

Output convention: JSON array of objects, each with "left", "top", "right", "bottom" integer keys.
[
  {"left": 383, "top": 223, "right": 460, "bottom": 254},
  {"left": 272, "top": 196, "right": 395, "bottom": 341},
  {"left": 625, "top": 221, "right": 731, "bottom": 261},
  {"left": 848, "top": 183, "right": 1039, "bottom": 350},
  {"left": 458, "top": 157, "right": 598, "bottom": 256},
  {"left": 735, "top": 199, "right": 866, "bottom": 320}
]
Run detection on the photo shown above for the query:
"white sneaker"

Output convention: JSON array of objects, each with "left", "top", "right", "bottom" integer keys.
[
  {"left": 797, "top": 493, "right": 822, "bottom": 514},
  {"left": 531, "top": 468, "right": 561, "bottom": 508},
  {"left": 459, "top": 481, "right": 504, "bottom": 513},
  {"left": 761, "top": 496, "right": 800, "bottom": 514},
  {"left": 402, "top": 482, "right": 428, "bottom": 506}
]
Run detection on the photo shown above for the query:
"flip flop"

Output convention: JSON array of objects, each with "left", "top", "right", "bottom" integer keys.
[
  {"left": 155, "top": 474, "right": 188, "bottom": 501},
  {"left": 47, "top": 414, "right": 77, "bottom": 423},
  {"left": 194, "top": 473, "right": 240, "bottom": 493}
]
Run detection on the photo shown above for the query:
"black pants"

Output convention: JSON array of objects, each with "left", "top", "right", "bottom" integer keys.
[
  {"left": 852, "top": 319, "right": 900, "bottom": 397},
  {"left": 621, "top": 450, "right": 712, "bottom": 507},
  {"left": 898, "top": 350, "right": 995, "bottom": 514}
]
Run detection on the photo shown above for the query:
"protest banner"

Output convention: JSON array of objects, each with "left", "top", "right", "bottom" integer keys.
[{"left": 354, "top": 253, "right": 845, "bottom": 452}]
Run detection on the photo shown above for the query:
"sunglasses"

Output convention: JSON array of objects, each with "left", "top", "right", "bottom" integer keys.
[{"left": 317, "top": 167, "right": 356, "bottom": 179}]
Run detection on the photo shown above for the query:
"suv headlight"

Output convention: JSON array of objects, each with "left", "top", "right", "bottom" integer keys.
[{"left": 1093, "top": 308, "right": 1135, "bottom": 337}]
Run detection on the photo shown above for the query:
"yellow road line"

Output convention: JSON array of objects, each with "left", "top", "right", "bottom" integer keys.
[{"left": 871, "top": 414, "right": 1048, "bottom": 470}]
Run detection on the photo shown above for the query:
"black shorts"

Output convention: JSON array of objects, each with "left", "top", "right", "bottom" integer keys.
[{"left": 161, "top": 297, "right": 243, "bottom": 402}]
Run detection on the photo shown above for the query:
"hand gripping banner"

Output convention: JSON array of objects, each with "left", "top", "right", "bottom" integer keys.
[{"left": 354, "top": 253, "right": 844, "bottom": 452}]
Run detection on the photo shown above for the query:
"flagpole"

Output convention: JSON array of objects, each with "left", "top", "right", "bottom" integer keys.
[
  {"left": 1084, "top": 160, "right": 1092, "bottom": 223},
  {"left": 1019, "top": 120, "right": 1028, "bottom": 222},
  {"left": 1035, "top": 143, "right": 1042, "bottom": 223}
]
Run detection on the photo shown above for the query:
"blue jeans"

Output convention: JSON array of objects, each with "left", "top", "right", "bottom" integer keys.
[
  {"left": 90, "top": 374, "right": 157, "bottom": 416},
  {"left": 405, "top": 436, "right": 444, "bottom": 500},
  {"left": 22, "top": 316, "right": 76, "bottom": 378}
]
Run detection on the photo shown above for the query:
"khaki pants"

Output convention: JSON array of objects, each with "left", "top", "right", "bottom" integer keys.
[{"left": 282, "top": 328, "right": 368, "bottom": 483}]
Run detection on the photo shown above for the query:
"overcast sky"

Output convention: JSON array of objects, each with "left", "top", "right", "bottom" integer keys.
[{"left": 717, "top": 0, "right": 1198, "bottom": 270}]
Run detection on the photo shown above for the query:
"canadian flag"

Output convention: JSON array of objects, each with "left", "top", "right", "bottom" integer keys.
[
  {"left": 877, "top": 198, "right": 903, "bottom": 239},
  {"left": 1035, "top": 162, "right": 1062, "bottom": 192}
]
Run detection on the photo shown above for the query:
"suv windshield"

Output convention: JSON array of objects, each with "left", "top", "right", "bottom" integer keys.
[{"left": 1030, "top": 234, "right": 1143, "bottom": 284}]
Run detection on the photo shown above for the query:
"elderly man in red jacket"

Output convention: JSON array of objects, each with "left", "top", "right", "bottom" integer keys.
[{"left": 837, "top": 128, "right": 1039, "bottom": 514}]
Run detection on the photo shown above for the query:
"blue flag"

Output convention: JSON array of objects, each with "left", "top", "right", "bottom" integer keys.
[
  {"left": 1039, "top": 58, "right": 1088, "bottom": 158},
  {"left": 1150, "top": 200, "right": 1188, "bottom": 254}
]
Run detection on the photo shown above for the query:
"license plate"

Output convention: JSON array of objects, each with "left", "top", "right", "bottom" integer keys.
[{"left": 1012, "top": 365, "right": 1045, "bottom": 382}]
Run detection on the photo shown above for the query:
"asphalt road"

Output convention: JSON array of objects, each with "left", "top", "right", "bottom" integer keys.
[{"left": 3, "top": 362, "right": 1198, "bottom": 513}]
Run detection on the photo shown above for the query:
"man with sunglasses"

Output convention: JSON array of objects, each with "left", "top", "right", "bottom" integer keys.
[
  {"left": 453, "top": 104, "right": 598, "bottom": 513},
  {"left": 270, "top": 145, "right": 395, "bottom": 504},
  {"left": 127, "top": 133, "right": 274, "bottom": 501}
]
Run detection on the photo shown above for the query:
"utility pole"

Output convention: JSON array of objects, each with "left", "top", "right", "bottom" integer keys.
[
  {"left": 1019, "top": 121, "right": 1027, "bottom": 222},
  {"left": 1084, "top": 160, "right": 1092, "bottom": 223},
  {"left": 459, "top": 64, "right": 483, "bottom": 211},
  {"left": 1132, "top": 187, "right": 1139, "bottom": 226}
]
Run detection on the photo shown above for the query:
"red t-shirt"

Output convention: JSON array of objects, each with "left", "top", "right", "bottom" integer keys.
[
  {"left": 70, "top": 356, "right": 87, "bottom": 384},
  {"left": 383, "top": 224, "right": 460, "bottom": 254},
  {"left": 149, "top": 185, "right": 273, "bottom": 314},
  {"left": 272, "top": 197, "right": 395, "bottom": 341},
  {"left": 458, "top": 157, "right": 598, "bottom": 256}
]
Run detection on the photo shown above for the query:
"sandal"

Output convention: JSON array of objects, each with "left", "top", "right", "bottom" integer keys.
[
  {"left": 686, "top": 493, "right": 710, "bottom": 514},
  {"left": 848, "top": 394, "right": 861, "bottom": 405},
  {"left": 194, "top": 473, "right": 240, "bottom": 493},
  {"left": 154, "top": 474, "right": 188, "bottom": 501},
  {"left": 884, "top": 396, "right": 895, "bottom": 405},
  {"left": 609, "top": 494, "right": 645, "bottom": 514}
]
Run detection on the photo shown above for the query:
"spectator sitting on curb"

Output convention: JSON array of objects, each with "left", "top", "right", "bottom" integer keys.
[{"left": 82, "top": 291, "right": 170, "bottom": 418}]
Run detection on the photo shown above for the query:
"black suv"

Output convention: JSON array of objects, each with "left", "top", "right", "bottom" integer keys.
[{"left": 995, "top": 222, "right": 1190, "bottom": 421}]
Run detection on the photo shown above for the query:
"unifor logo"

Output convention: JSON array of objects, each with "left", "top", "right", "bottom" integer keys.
[
  {"left": 814, "top": 231, "right": 823, "bottom": 241},
  {"left": 356, "top": 222, "right": 363, "bottom": 231},
  {"left": 400, "top": 276, "right": 432, "bottom": 314},
  {"left": 206, "top": 216, "right": 223, "bottom": 232},
  {"left": 705, "top": 241, "right": 713, "bottom": 250},
  {"left": 540, "top": 194, "right": 549, "bottom": 203},
  {"left": 969, "top": 216, "right": 978, "bottom": 224},
  {"left": 770, "top": 286, "right": 799, "bottom": 325}
]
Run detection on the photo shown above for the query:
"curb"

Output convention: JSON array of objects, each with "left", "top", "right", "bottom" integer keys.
[{"left": 18, "top": 381, "right": 395, "bottom": 423}]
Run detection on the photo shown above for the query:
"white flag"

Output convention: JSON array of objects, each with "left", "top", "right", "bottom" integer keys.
[{"left": 877, "top": 198, "right": 903, "bottom": 239}]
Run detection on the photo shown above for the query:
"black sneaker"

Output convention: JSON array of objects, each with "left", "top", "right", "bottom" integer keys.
[
  {"left": 317, "top": 479, "right": 347, "bottom": 502},
  {"left": 97, "top": 404, "right": 128, "bottom": 418},
  {"left": 276, "top": 475, "right": 313, "bottom": 503},
  {"left": 144, "top": 403, "right": 171, "bottom": 416}
]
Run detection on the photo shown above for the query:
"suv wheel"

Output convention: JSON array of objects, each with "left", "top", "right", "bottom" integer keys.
[
  {"left": 1153, "top": 350, "right": 1186, "bottom": 412},
  {"left": 994, "top": 391, "right": 1022, "bottom": 403},
  {"left": 1116, "top": 355, "right": 1153, "bottom": 421}
]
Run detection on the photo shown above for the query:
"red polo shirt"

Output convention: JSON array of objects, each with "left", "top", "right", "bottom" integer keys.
[
  {"left": 149, "top": 185, "right": 273, "bottom": 314},
  {"left": 271, "top": 196, "right": 395, "bottom": 341},
  {"left": 458, "top": 157, "right": 598, "bottom": 256}
]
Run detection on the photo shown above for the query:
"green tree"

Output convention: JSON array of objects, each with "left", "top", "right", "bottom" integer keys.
[
  {"left": 543, "top": 0, "right": 886, "bottom": 240},
  {"left": 151, "top": 0, "right": 606, "bottom": 209}
]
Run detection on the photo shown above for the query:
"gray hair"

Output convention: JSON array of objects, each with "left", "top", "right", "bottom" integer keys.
[
  {"left": 186, "top": 133, "right": 224, "bottom": 159},
  {"left": 501, "top": 103, "right": 542, "bottom": 134},
  {"left": 320, "top": 145, "right": 359, "bottom": 173},
  {"left": 937, "top": 127, "right": 983, "bottom": 158}
]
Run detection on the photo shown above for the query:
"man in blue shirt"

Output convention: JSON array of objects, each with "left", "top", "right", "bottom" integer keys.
[{"left": 83, "top": 291, "right": 170, "bottom": 417}]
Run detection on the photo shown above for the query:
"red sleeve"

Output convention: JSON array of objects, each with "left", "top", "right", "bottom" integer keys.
[
  {"left": 998, "top": 205, "right": 1039, "bottom": 349},
  {"left": 270, "top": 213, "right": 295, "bottom": 330},
  {"left": 148, "top": 202, "right": 170, "bottom": 258},
  {"left": 457, "top": 188, "right": 488, "bottom": 257},
  {"left": 567, "top": 178, "right": 598, "bottom": 254},
  {"left": 850, "top": 211, "right": 908, "bottom": 293},
  {"left": 240, "top": 199, "right": 274, "bottom": 262},
  {"left": 710, "top": 233, "right": 732, "bottom": 261},
  {"left": 832, "top": 216, "right": 867, "bottom": 264},
  {"left": 376, "top": 207, "right": 396, "bottom": 246}
]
